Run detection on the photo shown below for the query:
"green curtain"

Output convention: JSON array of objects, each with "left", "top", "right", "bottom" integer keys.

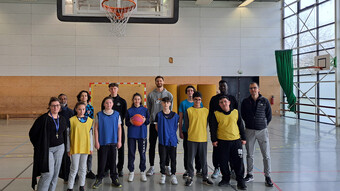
[{"left": 275, "top": 50, "right": 296, "bottom": 112}]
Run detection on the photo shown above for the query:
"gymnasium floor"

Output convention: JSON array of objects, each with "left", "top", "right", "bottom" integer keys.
[{"left": 0, "top": 116, "right": 339, "bottom": 191}]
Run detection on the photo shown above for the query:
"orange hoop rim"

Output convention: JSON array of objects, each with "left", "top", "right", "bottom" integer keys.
[
  {"left": 102, "top": 0, "right": 136, "bottom": 15},
  {"left": 308, "top": 66, "right": 323, "bottom": 70}
]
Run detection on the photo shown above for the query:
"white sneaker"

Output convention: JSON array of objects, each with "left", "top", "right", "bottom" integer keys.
[
  {"left": 140, "top": 171, "right": 147, "bottom": 182},
  {"left": 171, "top": 175, "right": 178, "bottom": 185},
  {"left": 165, "top": 166, "right": 172, "bottom": 176},
  {"left": 211, "top": 168, "right": 220, "bottom": 179},
  {"left": 146, "top": 166, "right": 154, "bottom": 176},
  {"left": 159, "top": 174, "right": 166, "bottom": 185},
  {"left": 128, "top": 172, "right": 134, "bottom": 182}
]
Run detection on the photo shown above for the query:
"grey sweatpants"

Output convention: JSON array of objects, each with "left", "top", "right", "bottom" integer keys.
[
  {"left": 37, "top": 144, "right": 64, "bottom": 191},
  {"left": 187, "top": 141, "right": 208, "bottom": 179},
  {"left": 245, "top": 128, "right": 271, "bottom": 177},
  {"left": 68, "top": 154, "right": 88, "bottom": 189}
]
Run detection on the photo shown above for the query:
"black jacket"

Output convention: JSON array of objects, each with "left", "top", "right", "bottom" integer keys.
[
  {"left": 59, "top": 104, "right": 74, "bottom": 127},
  {"left": 241, "top": 94, "right": 272, "bottom": 130},
  {"left": 29, "top": 113, "right": 67, "bottom": 190}
]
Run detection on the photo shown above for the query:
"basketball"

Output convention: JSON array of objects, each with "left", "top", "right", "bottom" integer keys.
[{"left": 131, "top": 114, "right": 144, "bottom": 126}]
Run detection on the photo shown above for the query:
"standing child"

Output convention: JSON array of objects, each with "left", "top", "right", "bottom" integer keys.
[
  {"left": 125, "top": 93, "right": 150, "bottom": 182},
  {"left": 210, "top": 96, "right": 247, "bottom": 190},
  {"left": 92, "top": 97, "right": 122, "bottom": 189},
  {"left": 155, "top": 97, "right": 179, "bottom": 185},
  {"left": 185, "top": 91, "right": 213, "bottom": 186},
  {"left": 178, "top": 86, "right": 202, "bottom": 178},
  {"left": 67, "top": 102, "right": 93, "bottom": 191},
  {"left": 76, "top": 90, "right": 96, "bottom": 179}
]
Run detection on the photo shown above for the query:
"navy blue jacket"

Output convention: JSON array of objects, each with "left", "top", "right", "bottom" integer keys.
[
  {"left": 126, "top": 106, "right": 150, "bottom": 139},
  {"left": 241, "top": 94, "right": 272, "bottom": 130},
  {"left": 59, "top": 105, "right": 74, "bottom": 127}
]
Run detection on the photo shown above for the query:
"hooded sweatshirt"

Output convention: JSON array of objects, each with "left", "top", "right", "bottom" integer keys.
[{"left": 147, "top": 88, "right": 173, "bottom": 123}]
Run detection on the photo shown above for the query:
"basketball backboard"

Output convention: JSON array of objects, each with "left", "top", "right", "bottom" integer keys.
[
  {"left": 57, "top": 0, "right": 178, "bottom": 24},
  {"left": 314, "top": 54, "right": 331, "bottom": 70}
]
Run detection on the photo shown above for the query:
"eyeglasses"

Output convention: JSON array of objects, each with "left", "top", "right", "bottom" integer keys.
[
  {"left": 50, "top": 104, "right": 60, "bottom": 108},
  {"left": 249, "top": 87, "right": 258, "bottom": 90},
  {"left": 194, "top": 98, "right": 202, "bottom": 101}
]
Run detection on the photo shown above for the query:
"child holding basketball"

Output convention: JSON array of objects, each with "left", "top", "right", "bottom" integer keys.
[
  {"left": 125, "top": 93, "right": 150, "bottom": 182},
  {"left": 92, "top": 97, "right": 122, "bottom": 189},
  {"left": 155, "top": 97, "right": 179, "bottom": 185},
  {"left": 67, "top": 102, "right": 93, "bottom": 191}
]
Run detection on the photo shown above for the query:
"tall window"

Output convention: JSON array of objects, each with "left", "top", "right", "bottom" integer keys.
[{"left": 282, "top": 0, "right": 335, "bottom": 124}]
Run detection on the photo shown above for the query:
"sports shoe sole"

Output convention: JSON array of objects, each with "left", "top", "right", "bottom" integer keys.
[
  {"left": 203, "top": 181, "right": 213, "bottom": 185},
  {"left": 92, "top": 185, "right": 101, "bottom": 189},
  {"left": 186, "top": 182, "right": 193, "bottom": 186},
  {"left": 112, "top": 183, "right": 122, "bottom": 188}
]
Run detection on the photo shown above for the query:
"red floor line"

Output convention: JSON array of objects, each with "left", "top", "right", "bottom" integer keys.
[
  {"left": 269, "top": 170, "right": 340, "bottom": 173},
  {"left": 253, "top": 171, "right": 282, "bottom": 191},
  {"left": 272, "top": 181, "right": 282, "bottom": 191}
]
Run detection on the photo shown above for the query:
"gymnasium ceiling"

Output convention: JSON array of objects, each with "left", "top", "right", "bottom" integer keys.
[{"left": 0, "top": 0, "right": 280, "bottom": 4}]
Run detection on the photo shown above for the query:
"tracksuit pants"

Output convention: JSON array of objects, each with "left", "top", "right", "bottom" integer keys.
[
  {"left": 187, "top": 141, "right": 208, "bottom": 179},
  {"left": 96, "top": 144, "right": 118, "bottom": 180},
  {"left": 245, "top": 128, "right": 271, "bottom": 177},
  {"left": 183, "top": 132, "right": 201, "bottom": 172},
  {"left": 158, "top": 144, "right": 177, "bottom": 175},
  {"left": 149, "top": 123, "right": 169, "bottom": 166},
  {"left": 37, "top": 144, "right": 64, "bottom": 191},
  {"left": 117, "top": 126, "right": 125, "bottom": 172},
  {"left": 68, "top": 154, "right": 88, "bottom": 189},
  {"left": 218, "top": 139, "right": 244, "bottom": 183},
  {"left": 128, "top": 138, "right": 147, "bottom": 172}
]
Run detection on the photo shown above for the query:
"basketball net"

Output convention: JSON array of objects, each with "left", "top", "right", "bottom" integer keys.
[{"left": 102, "top": 0, "right": 136, "bottom": 37}]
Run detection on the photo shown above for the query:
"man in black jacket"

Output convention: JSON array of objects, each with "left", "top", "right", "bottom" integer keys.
[
  {"left": 241, "top": 82, "right": 273, "bottom": 187},
  {"left": 58, "top": 93, "right": 74, "bottom": 183}
]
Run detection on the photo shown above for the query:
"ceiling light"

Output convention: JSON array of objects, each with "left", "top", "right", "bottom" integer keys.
[
  {"left": 195, "top": 0, "right": 213, "bottom": 5},
  {"left": 238, "top": 0, "right": 255, "bottom": 7}
]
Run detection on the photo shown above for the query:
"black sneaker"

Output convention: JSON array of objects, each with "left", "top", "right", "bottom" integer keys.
[
  {"left": 185, "top": 177, "right": 193, "bottom": 186},
  {"left": 183, "top": 171, "right": 189, "bottom": 179},
  {"left": 203, "top": 178, "right": 214, "bottom": 185},
  {"left": 118, "top": 171, "right": 124, "bottom": 177},
  {"left": 265, "top": 176, "right": 273, "bottom": 187},
  {"left": 92, "top": 179, "right": 102, "bottom": 189},
  {"left": 86, "top": 171, "right": 96, "bottom": 179},
  {"left": 218, "top": 180, "right": 230, "bottom": 187},
  {"left": 237, "top": 181, "right": 247, "bottom": 190},
  {"left": 79, "top": 186, "right": 84, "bottom": 191},
  {"left": 112, "top": 178, "right": 122, "bottom": 188},
  {"left": 66, "top": 189, "right": 73, "bottom": 191},
  {"left": 244, "top": 174, "right": 254, "bottom": 182}
]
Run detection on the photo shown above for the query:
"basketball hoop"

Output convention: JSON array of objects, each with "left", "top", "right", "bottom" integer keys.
[
  {"left": 307, "top": 66, "right": 323, "bottom": 75},
  {"left": 102, "top": 0, "right": 136, "bottom": 37}
]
